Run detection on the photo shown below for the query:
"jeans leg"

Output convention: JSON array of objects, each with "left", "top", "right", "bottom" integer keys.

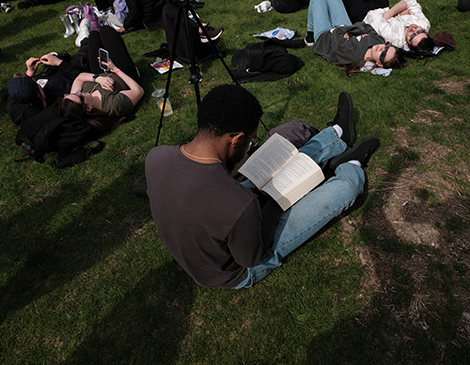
[
  {"left": 328, "top": 0, "right": 352, "bottom": 28},
  {"left": 235, "top": 129, "right": 365, "bottom": 289},
  {"left": 310, "top": 0, "right": 333, "bottom": 39}
]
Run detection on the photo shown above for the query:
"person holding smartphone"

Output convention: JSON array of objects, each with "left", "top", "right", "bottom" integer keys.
[{"left": 56, "top": 26, "right": 144, "bottom": 131}]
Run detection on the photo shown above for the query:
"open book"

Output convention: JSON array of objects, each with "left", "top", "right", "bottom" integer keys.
[{"left": 238, "top": 133, "right": 325, "bottom": 211}]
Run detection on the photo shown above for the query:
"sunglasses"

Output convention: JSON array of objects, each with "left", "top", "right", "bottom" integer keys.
[
  {"left": 379, "top": 42, "right": 391, "bottom": 65},
  {"left": 65, "top": 93, "right": 85, "bottom": 105},
  {"left": 407, "top": 28, "right": 426, "bottom": 45}
]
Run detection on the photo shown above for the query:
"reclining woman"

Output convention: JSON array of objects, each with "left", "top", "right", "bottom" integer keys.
[
  {"left": 307, "top": 0, "right": 407, "bottom": 75},
  {"left": 56, "top": 26, "right": 144, "bottom": 131}
]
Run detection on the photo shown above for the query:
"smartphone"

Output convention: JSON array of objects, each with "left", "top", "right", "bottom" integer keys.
[{"left": 99, "top": 48, "right": 109, "bottom": 72}]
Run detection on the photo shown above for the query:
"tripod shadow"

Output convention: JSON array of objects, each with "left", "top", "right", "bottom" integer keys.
[{"left": 0, "top": 164, "right": 150, "bottom": 324}]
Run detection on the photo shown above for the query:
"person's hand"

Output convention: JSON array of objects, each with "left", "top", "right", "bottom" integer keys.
[
  {"left": 25, "top": 57, "right": 41, "bottom": 75},
  {"left": 344, "top": 33, "right": 350, "bottom": 40},
  {"left": 398, "top": 9, "right": 411, "bottom": 16},
  {"left": 116, "top": 27, "right": 126, "bottom": 33},
  {"left": 96, "top": 75, "right": 114, "bottom": 91},
  {"left": 102, "top": 59, "right": 118, "bottom": 73},
  {"left": 40, "top": 53, "right": 62, "bottom": 67}
]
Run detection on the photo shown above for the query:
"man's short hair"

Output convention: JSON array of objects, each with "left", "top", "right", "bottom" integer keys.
[
  {"left": 416, "top": 36, "right": 435, "bottom": 52},
  {"left": 197, "top": 85, "right": 263, "bottom": 137}
]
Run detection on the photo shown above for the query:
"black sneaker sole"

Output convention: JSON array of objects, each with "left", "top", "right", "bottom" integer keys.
[{"left": 329, "top": 136, "right": 380, "bottom": 170}]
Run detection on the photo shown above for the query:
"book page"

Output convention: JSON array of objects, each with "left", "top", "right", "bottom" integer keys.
[
  {"left": 261, "top": 153, "right": 324, "bottom": 211},
  {"left": 238, "top": 133, "right": 298, "bottom": 189}
]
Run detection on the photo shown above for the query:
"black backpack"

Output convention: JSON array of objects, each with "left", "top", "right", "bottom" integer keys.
[{"left": 15, "top": 107, "right": 104, "bottom": 168}]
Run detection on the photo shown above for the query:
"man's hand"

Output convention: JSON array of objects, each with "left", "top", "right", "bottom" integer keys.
[
  {"left": 25, "top": 57, "right": 41, "bottom": 76},
  {"left": 344, "top": 33, "right": 350, "bottom": 40},
  {"left": 40, "top": 54, "right": 63, "bottom": 67},
  {"left": 116, "top": 27, "right": 126, "bottom": 33}
]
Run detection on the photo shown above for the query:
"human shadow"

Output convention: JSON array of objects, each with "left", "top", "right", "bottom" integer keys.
[
  {"left": 0, "top": 163, "right": 150, "bottom": 324},
  {"left": 63, "top": 260, "right": 195, "bottom": 364}
]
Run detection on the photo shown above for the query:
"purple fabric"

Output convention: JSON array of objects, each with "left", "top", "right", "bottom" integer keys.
[{"left": 113, "top": 0, "right": 128, "bottom": 24}]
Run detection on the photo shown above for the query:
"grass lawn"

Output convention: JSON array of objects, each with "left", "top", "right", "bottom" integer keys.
[{"left": 1, "top": 0, "right": 469, "bottom": 363}]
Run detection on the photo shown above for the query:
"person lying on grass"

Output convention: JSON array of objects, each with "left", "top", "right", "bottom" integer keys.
[
  {"left": 7, "top": 45, "right": 89, "bottom": 126},
  {"left": 55, "top": 26, "right": 144, "bottom": 131},
  {"left": 343, "top": 0, "right": 435, "bottom": 51},
  {"left": 305, "top": 0, "right": 407, "bottom": 75},
  {"left": 145, "top": 84, "right": 380, "bottom": 289}
]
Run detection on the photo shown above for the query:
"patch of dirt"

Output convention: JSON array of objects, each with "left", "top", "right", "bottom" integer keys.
[
  {"left": 342, "top": 126, "right": 470, "bottom": 347},
  {"left": 436, "top": 79, "right": 470, "bottom": 94}
]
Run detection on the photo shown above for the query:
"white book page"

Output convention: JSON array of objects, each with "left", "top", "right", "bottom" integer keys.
[
  {"left": 261, "top": 153, "right": 324, "bottom": 210},
  {"left": 238, "top": 133, "right": 298, "bottom": 189}
]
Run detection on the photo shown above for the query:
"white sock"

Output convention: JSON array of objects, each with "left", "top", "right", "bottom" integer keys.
[
  {"left": 333, "top": 124, "right": 343, "bottom": 138},
  {"left": 348, "top": 160, "right": 361, "bottom": 167}
]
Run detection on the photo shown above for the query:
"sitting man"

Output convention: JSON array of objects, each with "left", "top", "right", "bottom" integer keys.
[
  {"left": 7, "top": 44, "right": 89, "bottom": 126},
  {"left": 343, "top": 0, "right": 435, "bottom": 51},
  {"left": 145, "top": 85, "right": 380, "bottom": 289}
]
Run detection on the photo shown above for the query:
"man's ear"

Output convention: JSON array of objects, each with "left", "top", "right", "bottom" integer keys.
[
  {"left": 376, "top": 60, "right": 383, "bottom": 68},
  {"left": 230, "top": 132, "right": 245, "bottom": 148},
  {"left": 86, "top": 105, "right": 93, "bottom": 112}
]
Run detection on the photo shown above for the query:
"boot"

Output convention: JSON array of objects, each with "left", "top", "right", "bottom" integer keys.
[
  {"left": 71, "top": 13, "right": 81, "bottom": 34},
  {"left": 60, "top": 14, "right": 75, "bottom": 38}
]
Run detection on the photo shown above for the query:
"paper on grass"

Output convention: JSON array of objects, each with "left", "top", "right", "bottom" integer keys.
[{"left": 150, "top": 59, "right": 183, "bottom": 74}]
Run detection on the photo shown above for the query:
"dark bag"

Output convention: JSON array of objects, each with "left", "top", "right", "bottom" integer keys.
[
  {"left": 15, "top": 107, "right": 103, "bottom": 167},
  {"left": 231, "top": 40, "right": 305, "bottom": 83},
  {"left": 264, "top": 120, "right": 328, "bottom": 170}
]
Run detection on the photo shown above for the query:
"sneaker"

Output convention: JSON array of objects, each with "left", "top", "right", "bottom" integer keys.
[
  {"left": 327, "top": 91, "right": 355, "bottom": 147},
  {"left": 75, "top": 18, "right": 91, "bottom": 47},
  {"left": 1, "top": 3, "right": 12, "bottom": 12},
  {"left": 200, "top": 26, "right": 223, "bottom": 43},
  {"left": 329, "top": 136, "right": 380, "bottom": 170},
  {"left": 304, "top": 31, "right": 314, "bottom": 46}
]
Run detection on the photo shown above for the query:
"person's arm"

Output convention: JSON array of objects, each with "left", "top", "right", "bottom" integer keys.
[
  {"left": 40, "top": 53, "right": 83, "bottom": 81},
  {"left": 382, "top": 0, "right": 408, "bottom": 20},
  {"left": 25, "top": 57, "right": 40, "bottom": 77},
  {"left": 68, "top": 72, "right": 115, "bottom": 94},
  {"left": 104, "top": 59, "right": 144, "bottom": 106},
  {"left": 228, "top": 197, "right": 283, "bottom": 268}
]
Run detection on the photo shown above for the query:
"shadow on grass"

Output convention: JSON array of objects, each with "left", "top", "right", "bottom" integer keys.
[
  {"left": 306, "top": 147, "right": 470, "bottom": 364},
  {"left": 307, "top": 294, "right": 470, "bottom": 364},
  {"left": 64, "top": 260, "right": 195, "bottom": 364},
  {"left": 0, "top": 164, "right": 149, "bottom": 324}
]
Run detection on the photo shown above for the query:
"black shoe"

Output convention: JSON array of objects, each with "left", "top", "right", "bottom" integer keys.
[
  {"left": 329, "top": 136, "right": 380, "bottom": 170},
  {"left": 327, "top": 91, "right": 355, "bottom": 147},
  {"left": 200, "top": 26, "right": 223, "bottom": 43},
  {"left": 304, "top": 31, "right": 314, "bottom": 46}
]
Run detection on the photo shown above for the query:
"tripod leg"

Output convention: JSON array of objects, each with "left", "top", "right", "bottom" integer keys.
[
  {"left": 181, "top": 7, "right": 202, "bottom": 105},
  {"left": 188, "top": 7, "right": 239, "bottom": 86},
  {"left": 155, "top": 5, "right": 186, "bottom": 147}
]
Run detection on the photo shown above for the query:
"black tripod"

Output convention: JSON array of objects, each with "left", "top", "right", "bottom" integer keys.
[{"left": 155, "top": 0, "right": 238, "bottom": 146}]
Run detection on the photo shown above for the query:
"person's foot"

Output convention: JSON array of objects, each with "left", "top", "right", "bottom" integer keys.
[
  {"left": 304, "top": 31, "right": 314, "bottom": 46},
  {"left": 200, "top": 26, "right": 223, "bottom": 43},
  {"left": 1, "top": 3, "right": 12, "bottom": 12},
  {"left": 328, "top": 91, "right": 355, "bottom": 147},
  {"left": 329, "top": 136, "right": 380, "bottom": 170},
  {"left": 75, "top": 18, "right": 91, "bottom": 47}
]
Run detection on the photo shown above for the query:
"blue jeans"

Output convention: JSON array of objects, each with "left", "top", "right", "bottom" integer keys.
[
  {"left": 307, "top": 0, "right": 352, "bottom": 41},
  {"left": 235, "top": 127, "right": 365, "bottom": 289}
]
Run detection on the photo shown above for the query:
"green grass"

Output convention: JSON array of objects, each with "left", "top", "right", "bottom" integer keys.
[{"left": 1, "top": 0, "right": 470, "bottom": 363}]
